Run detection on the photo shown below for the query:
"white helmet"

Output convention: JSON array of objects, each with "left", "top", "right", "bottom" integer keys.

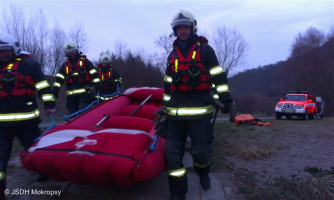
[
  {"left": 99, "top": 54, "right": 111, "bottom": 64},
  {"left": 171, "top": 10, "right": 197, "bottom": 34},
  {"left": 0, "top": 33, "right": 21, "bottom": 56},
  {"left": 19, "top": 50, "right": 32, "bottom": 58},
  {"left": 63, "top": 41, "right": 80, "bottom": 54}
]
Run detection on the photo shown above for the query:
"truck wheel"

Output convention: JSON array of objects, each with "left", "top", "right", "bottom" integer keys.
[
  {"left": 286, "top": 115, "right": 291, "bottom": 120},
  {"left": 301, "top": 112, "right": 308, "bottom": 120},
  {"left": 320, "top": 113, "right": 324, "bottom": 119},
  {"left": 276, "top": 112, "right": 282, "bottom": 120}
]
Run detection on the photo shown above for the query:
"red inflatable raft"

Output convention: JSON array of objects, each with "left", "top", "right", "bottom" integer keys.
[{"left": 20, "top": 87, "right": 165, "bottom": 187}]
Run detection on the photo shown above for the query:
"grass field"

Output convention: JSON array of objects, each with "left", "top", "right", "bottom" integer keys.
[{"left": 212, "top": 117, "right": 334, "bottom": 200}]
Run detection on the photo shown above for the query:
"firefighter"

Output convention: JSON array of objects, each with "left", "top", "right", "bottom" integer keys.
[
  {"left": 162, "top": 10, "right": 233, "bottom": 200},
  {"left": 53, "top": 41, "right": 101, "bottom": 114},
  {"left": 96, "top": 54, "right": 122, "bottom": 100},
  {"left": 0, "top": 33, "right": 56, "bottom": 198}
]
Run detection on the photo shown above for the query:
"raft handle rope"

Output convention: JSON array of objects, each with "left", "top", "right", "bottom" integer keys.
[{"left": 34, "top": 115, "right": 56, "bottom": 142}]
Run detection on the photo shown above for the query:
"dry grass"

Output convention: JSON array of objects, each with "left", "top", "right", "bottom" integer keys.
[{"left": 212, "top": 117, "right": 334, "bottom": 200}]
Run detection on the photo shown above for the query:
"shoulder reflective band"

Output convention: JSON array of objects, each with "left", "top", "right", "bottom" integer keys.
[
  {"left": 92, "top": 78, "right": 100, "bottom": 83},
  {"left": 0, "top": 109, "right": 40, "bottom": 122},
  {"left": 216, "top": 84, "right": 229, "bottom": 93},
  {"left": 89, "top": 69, "right": 97, "bottom": 74},
  {"left": 41, "top": 94, "right": 55, "bottom": 102},
  {"left": 167, "top": 105, "right": 213, "bottom": 116},
  {"left": 0, "top": 172, "right": 5, "bottom": 181},
  {"left": 73, "top": 72, "right": 79, "bottom": 76},
  {"left": 210, "top": 66, "right": 224, "bottom": 76},
  {"left": 168, "top": 167, "right": 186, "bottom": 177},
  {"left": 175, "top": 59, "right": 178, "bottom": 72},
  {"left": 164, "top": 75, "right": 172, "bottom": 83},
  {"left": 7, "top": 63, "right": 14, "bottom": 70},
  {"left": 213, "top": 94, "right": 219, "bottom": 99},
  {"left": 35, "top": 80, "right": 50, "bottom": 90},
  {"left": 66, "top": 88, "right": 86, "bottom": 95},
  {"left": 163, "top": 93, "right": 171, "bottom": 101},
  {"left": 56, "top": 73, "right": 65, "bottom": 80},
  {"left": 79, "top": 60, "right": 83, "bottom": 67},
  {"left": 192, "top": 50, "right": 197, "bottom": 60},
  {"left": 53, "top": 82, "right": 61, "bottom": 88},
  {"left": 192, "top": 42, "right": 201, "bottom": 60}
]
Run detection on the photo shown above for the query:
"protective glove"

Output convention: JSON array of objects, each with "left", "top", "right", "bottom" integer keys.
[
  {"left": 220, "top": 99, "right": 232, "bottom": 114},
  {"left": 153, "top": 106, "right": 168, "bottom": 138}
]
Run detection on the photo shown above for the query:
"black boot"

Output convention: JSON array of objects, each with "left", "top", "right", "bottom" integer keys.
[
  {"left": 36, "top": 173, "right": 48, "bottom": 182},
  {"left": 169, "top": 194, "right": 186, "bottom": 200},
  {"left": 199, "top": 173, "right": 211, "bottom": 190},
  {"left": 194, "top": 162, "right": 211, "bottom": 190}
]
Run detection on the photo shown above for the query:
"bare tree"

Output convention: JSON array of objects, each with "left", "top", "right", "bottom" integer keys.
[
  {"left": 153, "top": 34, "right": 174, "bottom": 72},
  {"left": 212, "top": 26, "right": 248, "bottom": 75},
  {"left": 1, "top": 6, "right": 50, "bottom": 71},
  {"left": 1, "top": 5, "right": 26, "bottom": 47},
  {"left": 69, "top": 22, "right": 88, "bottom": 54},
  {"left": 326, "top": 25, "right": 334, "bottom": 40},
  {"left": 290, "top": 27, "right": 325, "bottom": 58},
  {"left": 31, "top": 9, "right": 49, "bottom": 71},
  {"left": 113, "top": 39, "right": 128, "bottom": 60},
  {"left": 48, "top": 22, "right": 67, "bottom": 75}
]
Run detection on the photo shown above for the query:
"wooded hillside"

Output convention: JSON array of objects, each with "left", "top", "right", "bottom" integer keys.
[{"left": 230, "top": 36, "right": 334, "bottom": 116}]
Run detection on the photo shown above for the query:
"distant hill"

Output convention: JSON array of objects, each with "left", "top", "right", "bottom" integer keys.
[{"left": 229, "top": 37, "right": 334, "bottom": 116}]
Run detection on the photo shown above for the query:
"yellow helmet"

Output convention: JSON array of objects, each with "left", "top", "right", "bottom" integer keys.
[
  {"left": 171, "top": 10, "right": 197, "bottom": 34},
  {"left": 99, "top": 54, "right": 111, "bottom": 64}
]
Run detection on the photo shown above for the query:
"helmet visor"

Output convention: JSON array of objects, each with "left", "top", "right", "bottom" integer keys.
[
  {"left": 100, "top": 60, "right": 110, "bottom": 64},
  {"left": 171, "top": 20, "right": 192, "bottom": 29},
  {"left": 64, "top": 48, "right": 77, "bottom": 54}
]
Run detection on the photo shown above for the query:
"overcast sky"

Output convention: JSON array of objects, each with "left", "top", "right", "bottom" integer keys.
[{"left": 1, "top": 0, "right": 333, "bottom": 74}]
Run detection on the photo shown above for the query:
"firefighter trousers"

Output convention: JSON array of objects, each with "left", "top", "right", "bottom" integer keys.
[
  {"left": 66, "top": 94, "right": 92, "bottom": 114},
  {"left": 0, "top": 123, "right": 41, "bottom": 172},
  {"left": 165, "top": 118, "right": 214, "bottom": 196}
]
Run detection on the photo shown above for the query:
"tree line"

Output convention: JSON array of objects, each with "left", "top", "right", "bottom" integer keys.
[
  {"left": 1, "top": 4, "right": 247, "bottom": 77},
  {"left": 230, "top": 27, "right": 334, "bottom": 116}
]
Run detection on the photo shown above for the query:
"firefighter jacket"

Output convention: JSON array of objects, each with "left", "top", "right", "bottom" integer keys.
[
  {"left": 53, "top": 54, "right": 101, "bottom": 98},
  {"left": 163, "top": 35, "right": 231, "bottom": 120},
  {"left": 97, "top": 64, "right": 122, "bottom": 93},
  {"left": 0, "top": 56, "right": 55, "bottom": 126}
]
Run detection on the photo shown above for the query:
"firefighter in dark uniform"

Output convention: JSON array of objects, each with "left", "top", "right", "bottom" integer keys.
[
  {"left": 53, "top": 41, "right": 101, "bottom": 114},
  {"left": 0, "top": 33, "right": 56, "bottom": 199},
  {"left": 162, "top": 10, "right": 233, "bottom": 200},
  {"left": 96, "top": 54, "right": 122, "bottom": 100}
]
